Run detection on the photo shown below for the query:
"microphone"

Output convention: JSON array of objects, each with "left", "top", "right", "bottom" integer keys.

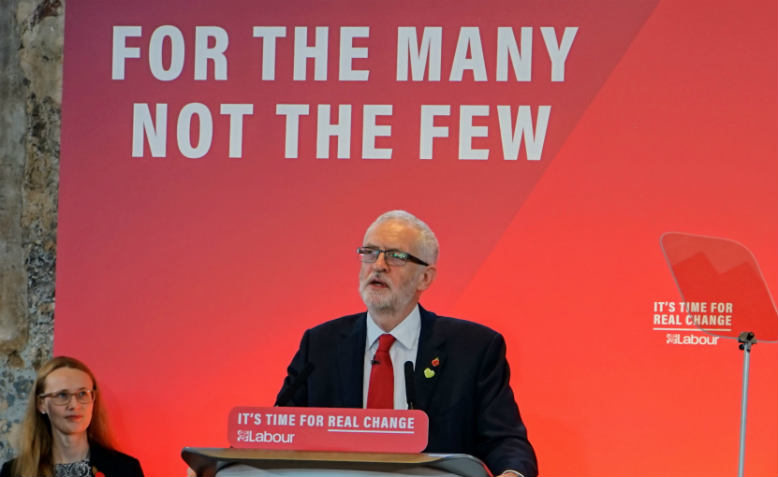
[
  {"left": 275, "top": 362, "right": 314, "bottom": 406},
  {"left": 404, "top": 361, "right": 416, "bottom": 410}
]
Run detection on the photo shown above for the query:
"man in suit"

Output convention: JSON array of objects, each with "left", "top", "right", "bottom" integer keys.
[{"left": 277, "top": 210, "right": 537, "bottom": 477}]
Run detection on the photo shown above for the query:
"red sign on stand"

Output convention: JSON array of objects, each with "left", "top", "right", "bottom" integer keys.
[{"left": 228, "top": 407, "right": 429, "bottom": 453}]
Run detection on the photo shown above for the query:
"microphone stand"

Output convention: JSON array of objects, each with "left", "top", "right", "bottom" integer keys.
[{"left": 736, "top": 331, "right": 756, "bottom": 477}]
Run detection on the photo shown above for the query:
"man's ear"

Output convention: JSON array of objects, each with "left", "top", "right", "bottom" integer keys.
[{"left": 417, "top": 265, "right": 437, "bottom": 291}]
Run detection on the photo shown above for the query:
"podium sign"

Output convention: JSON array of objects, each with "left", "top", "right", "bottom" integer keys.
[{"left": 228, "top": 407, "right": 429, "bottom": 453}]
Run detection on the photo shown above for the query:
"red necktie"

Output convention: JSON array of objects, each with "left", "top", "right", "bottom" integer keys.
[{"left": 367, "top": 334, "right": 396, "bottom": 408}]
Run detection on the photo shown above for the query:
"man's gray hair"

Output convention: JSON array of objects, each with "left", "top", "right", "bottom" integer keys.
[{"left": 366, "top": 210, "right": 439, "bottom": 264}]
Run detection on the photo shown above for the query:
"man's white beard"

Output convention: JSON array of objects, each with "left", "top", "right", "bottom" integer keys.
[{"left": 360, "top": 287, "right": 397, "bottom": 314}]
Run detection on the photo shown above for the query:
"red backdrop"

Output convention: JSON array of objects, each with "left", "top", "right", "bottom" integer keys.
[{"left": 57, "top": 0, "right": 777, "bottom": 475}]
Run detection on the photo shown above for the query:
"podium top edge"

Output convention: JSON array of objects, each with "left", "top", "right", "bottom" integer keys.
[{"left": 181, "top": 447, "right": 470, "bottom": 464}]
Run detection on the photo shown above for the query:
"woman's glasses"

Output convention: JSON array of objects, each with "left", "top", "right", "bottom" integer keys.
[{"left": 38, "top": 388, "right": 96, "bottom": 406}]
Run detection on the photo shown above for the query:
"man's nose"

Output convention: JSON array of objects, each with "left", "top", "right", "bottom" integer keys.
[{"left": 373, "top": 251, "right": 389, "bottom": 269}]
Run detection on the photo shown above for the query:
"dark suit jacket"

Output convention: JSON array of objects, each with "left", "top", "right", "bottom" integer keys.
[
  {"left": 276, "top": 305, "right": 538, "bottom": 477},
  {"left": 0, "top": 441, "right": 143, "bottom": 477}
]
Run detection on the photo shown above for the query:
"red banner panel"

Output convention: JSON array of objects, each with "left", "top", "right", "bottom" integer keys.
[{"left": 57, "top": 0, "right": 777, "bottom": 475}]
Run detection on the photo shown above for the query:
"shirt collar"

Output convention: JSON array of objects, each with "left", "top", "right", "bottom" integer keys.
[{"left": 366, "top": 305, "right": 421, "bottom": 350}]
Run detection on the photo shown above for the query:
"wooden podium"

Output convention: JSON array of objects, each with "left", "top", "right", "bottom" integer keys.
[{"left": 182, "top": 447, "right": 492, "bottom": 477}]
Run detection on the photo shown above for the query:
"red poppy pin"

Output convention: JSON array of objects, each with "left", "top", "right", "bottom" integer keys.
[
  {"left": 92, "top": 466, "right": 105, "bottom": 477},
  {"left": 431, "top": 357, "right": 440, "bottom": 367}
]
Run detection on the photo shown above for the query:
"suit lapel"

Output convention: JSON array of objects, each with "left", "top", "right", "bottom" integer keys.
[
  {"left": 414, "top": 306, "right": 446, "bottom": 412},
  {"left": 337, "top": 313, "right": 367, "bottom": 407}
]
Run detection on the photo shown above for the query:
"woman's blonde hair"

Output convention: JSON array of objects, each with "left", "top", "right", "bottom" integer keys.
[{"left": 11, "top": 356, "right": 114, "bottom": 477}]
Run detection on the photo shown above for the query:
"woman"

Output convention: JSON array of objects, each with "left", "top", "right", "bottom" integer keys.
[{"left": 1, "top": 356, "right": 144, "bottom": 477}]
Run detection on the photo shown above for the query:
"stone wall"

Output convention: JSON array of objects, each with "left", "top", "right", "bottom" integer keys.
[{"left": 0, "top": 0, "right": 63, "bottom": 463}]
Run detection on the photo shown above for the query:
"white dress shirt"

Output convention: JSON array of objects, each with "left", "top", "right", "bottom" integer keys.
[{"left": 362, "top": 305, "right": 421, "bottom": 409}]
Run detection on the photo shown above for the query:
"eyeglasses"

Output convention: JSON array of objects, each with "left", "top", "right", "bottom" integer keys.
[
  {"left": 38, "top": 389, "right": 96, "bottom": 406},
  {"left": 357, "top": 247, "right": 429, "bottom": 267}
]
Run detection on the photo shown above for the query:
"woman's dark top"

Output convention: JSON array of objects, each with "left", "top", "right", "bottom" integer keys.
[{"left": 0, "top": 442, "right": 143, "bottom": 477}]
